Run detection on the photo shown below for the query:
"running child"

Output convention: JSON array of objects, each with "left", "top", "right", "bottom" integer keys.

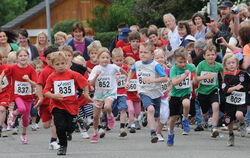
[
  {"left": 3, "top": 48, "right": 38, "bottom": 144},
  {"left": 44, "top": 51, "right": 92, "bottom": 155},
  {"left": 154, "top": 49, "right": 170, "bottom": 142},
  {"left": 88, "top": 47, "right": 126, "bottom": 143},
  {"left": 167, "top": 47, "right": 196, "bottom": 146},
  {"left": 124, "top": 56, "right": 141, "bottom": 133},
  {"left": 222, "top": 53, "right": 249, "bottom": 146},
  {"left": 125, "top": 42, "right": 168, "bottom": 143},
  {"left": 112, "top": 48, "right": 128, "bottom": 137},
  {"left": 196, "top": 43, "right": 223, "bottom": 138}
]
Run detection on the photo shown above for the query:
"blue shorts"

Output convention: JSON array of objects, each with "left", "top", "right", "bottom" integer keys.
[
  {"left": 139, "top": 94, "right": 161, "bottom": 118},
  {"left": 112, "top": 96, "right": 128, "bottom": 112}
]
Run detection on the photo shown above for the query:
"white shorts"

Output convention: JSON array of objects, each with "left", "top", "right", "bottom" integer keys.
[{"left": 160, "top": 98, "right": 169, "bottom": 124}]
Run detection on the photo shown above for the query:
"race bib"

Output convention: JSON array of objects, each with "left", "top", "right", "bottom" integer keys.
[
  {"left": 137, "top": 72, "right": 153, "bottom": 87},
  {"left": 1, "top": 76, "right": 9, "bottom": 89},
  {"left": 200, "top": 71, "right": 217, "bottom": 86},
  {"left": 117, "top": 74, "right": 126, "bottom": 88},
  {"left": 175, "top": 73, "right": 191, "bottom": 89},
  {"left": 14, "top": 81, "right": 32, "bottom": 95},
  {"left": 128, "top": 79, "right": 137, "bottom": 92},
  {"left": 226, "top": 91, "right": 246, "bottom": 105},
  {"left": 161, "top": 82, "right": 168, "bottom": 93},
  {"left": 54, "top": 79, "right": 75, "bottom": 97},
  {"left": 96, "top": 76, "right": 112, "bottom": 90}
]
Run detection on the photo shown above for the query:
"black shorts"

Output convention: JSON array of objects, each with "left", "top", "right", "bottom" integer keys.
[
  {"left": 169, "top": 95, "right": 190, "bottom": 116},
  {"left": 223, "top": 103, "right": 247, "bottom": 125},
  {"left": 198, "top": 89, "right": 220, "bottom": 114}
]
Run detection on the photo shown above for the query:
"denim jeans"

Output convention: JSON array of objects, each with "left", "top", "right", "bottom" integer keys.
[{"left": 245, "top": 109, "right": 250, "bottom": 124}]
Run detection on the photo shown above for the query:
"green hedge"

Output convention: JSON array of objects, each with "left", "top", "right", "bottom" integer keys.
[{"left": 95, "top": 31, "right": 117, "bottom": 48}]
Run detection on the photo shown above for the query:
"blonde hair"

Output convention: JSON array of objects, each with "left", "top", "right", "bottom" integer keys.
[
  {"left": 35, "top": 32, "right": 49, "bottom": 51},
  {"left": 7, "top": 51, "right": 17, "bottom": 64},
  {"left": 112, "top": 48, "right": 124, "bottom": 58},
  {"left": 50, "top": 51, "right": 67, "bottom": 64},
  {"left": 54, "top": 31, "right": 67, "bottom": 41},
  {"left": 87, "top": 40, "right": 102, "bottom": 53},
  {"left": 140, "top": 42, "right": 155, "bottom": 53},
  {"left": 30, "top": 58, "right": 43, "bottom": 69},
  {"left": 154, "top": 48, "right": 166, "bottom": 56},
  {"left": 97, "top": 47, "right": 110, "bottom": 59},
  {"left": 223, "top": 53, "right": 239, "bottom": 72},
  {"left": 73, "top": 55, "right": 86, "bottom": 66},
  {"left": 59, "top": 45, "right": 74, "bottom": 56},
  {"left": 174, "top": 47, "right": 188, "bottom": 59},
  {"left": 124, "top": 56, "right": 135, "bottom": 65},
  {"left": 158, "top": 27, "right": 170, "bottom": 40}
]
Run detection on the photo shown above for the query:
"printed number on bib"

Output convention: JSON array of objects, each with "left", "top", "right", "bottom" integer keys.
[
  {"left": 226, "top": 91, "right": 245, "bottom": 105},
  {"left": 200, "top": 71, "right": 217, "bottom": 85},
  {"left": 1, "top": 76, "right": 9, "bottom": 89},
  {"left": 175, "top": 73, "right": 191, "bottom": 89},
  {"left": 128, "top": 79, "right": 137, "bottom": 92},
  {"left": 97, "top": 76, "right": 112, "bottom": 90},
  {"left": 14, "top": 81, "right": 32, "bottom": 95},
  {"left": 54, "top": 80, "right": 75, "bottom": 97},
  {"left": 117, "top": 74, "right": 126, "bottom": 88},
  {"left": 137, "top": 72, "right": 153, "bottom": 87}
]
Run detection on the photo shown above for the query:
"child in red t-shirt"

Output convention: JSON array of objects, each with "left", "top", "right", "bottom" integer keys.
[
  {"left": 147, "top": 30, "right": 168, "bottom": 49},
  {"left": 124, "top": 56, "right": 141, "bottom": 133},
  {"left": 0, "top": 48, "right": 12, "bottom": 136},
  {"left": 3, "top": 48, "right": 38, "bottom": 144},
  {"left": 122, "top": 32, "right": 141, "bottom": 61},
  {"left": 36, "top": 45, "right": 60, "bottom": 150},
  {"left": 111, "top": 48, "right": 128, "bottom": 137},
  {"left": 44, "top": 51, "right": 92, "bottom": 155}
]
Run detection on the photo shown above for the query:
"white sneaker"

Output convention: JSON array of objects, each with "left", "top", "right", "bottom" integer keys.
[
  {"left": 239, "top": 123, "right": 246, "bottom": 137},
  {"left": 31, "top": 124, "right": 37, "bottom": 131},
  {"left": 49, "top": 141, "right": 60, "bottom": 150},
  {"left": 246, "top": 125, "right": 250, "bottom": 134},
  {"left": 98, "top": 128, "right": 106, "bottom": 138},
  {"left": 12, "top": 127, "right": 18, "bottom": 135},
  {"left": 1, "top": 128, "right": 8, "bottom": 137},
  {"left": 35, "top": 123, "right": 39, "bottom": 129},
  {"left": 211, "top": 128, "right": 219, "bottom": 138},
  {"left": 81, "top": 131, "right": 90, "bottom": 139},
  {"left": 157, "top": 133, "right": 164, "bottom": 142},
  {"left": 87, "top": 117, "right": 93, "bottom": 126}
]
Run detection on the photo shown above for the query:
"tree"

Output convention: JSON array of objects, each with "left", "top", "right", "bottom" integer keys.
[
  {"left": 132, "top": 0, "right": 207, "bottom": 27},
  {"left": 87, "top": 0, "right": 138, "bottom": 32},
  {"left": 0, "top": 0, "right": 27, "bottom": 27},
  {"left": 26, "top": 0, "right": 43, "bottom": 10}
]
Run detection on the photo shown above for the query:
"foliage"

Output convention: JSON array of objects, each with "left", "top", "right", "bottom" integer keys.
[
  {"left": 87, "top": 0, "right": 138, "bottom": 32},
  {"left": 51, "top": 19, "right": 81, "bottom": 42},
  {"left": 0, "top": 0, "right": 27, "bottom": 27},
  {"left": 26, "top": 0, "right": 43, "bottom": 10},
  {"left": 94, "top": 31, "right": 117, "bottom": 48}
]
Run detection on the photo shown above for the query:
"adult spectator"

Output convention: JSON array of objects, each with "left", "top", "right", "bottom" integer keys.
[
  {"left": 192, "top": 13, "right": 210, "bottom": 40},
  {"left": 18, "top": 29, "right": 39, "bottom": 61},
  {"left": 187, "top": 19, "right": 197, "bottom": 37},
  {"left": 178, "top": 21, "right": 196, "bottom": 48},
  {"left": 68, "top": 22, "right": 93, "bottom": 61},
  {"left": 54, "top": 31, "right": 67, "bottom": 46},
  {"left": 35, "top": 32, "right": 50, "bottom": 58},
  {"left": 0, "top": 29, "right": 19, "bottom": 53}
]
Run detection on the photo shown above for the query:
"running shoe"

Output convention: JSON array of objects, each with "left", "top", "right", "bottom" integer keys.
[
  {"left": 90, "top": 134, "right": 99, "bottom": 143},
  {"left": 166, "top": 133, "right": 175, "bottom": 146},
  {"left": 107, "top": 116, "right": 115, "bottom": 129},
  {"left": 211, "top": 128, "right": 219, "bottom": 138},
  {"left": 157, "top": 133, "right": 164, "bottom": 142},
  {"left": 151, "top": 132, "right": 158, "bottom": 143},
  {"left": 81, "top": 131, "right": 90, "bottom": 139},
  {"left": 227, "top": 133, "right": 234, "bottom": 146},
  {"left": 49, "top": 141, "right": 60, "bottom": 150},
  {"left": 57, "top": 146, "right": 67, "bottom": 155}
]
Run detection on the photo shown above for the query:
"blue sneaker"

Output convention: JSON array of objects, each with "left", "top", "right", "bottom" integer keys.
[
  {"left": 182, "top": 119, "right": 190, "bottom": 135},
  {"left": 166, "top": 133, "right": 175, "bottom": 146}
]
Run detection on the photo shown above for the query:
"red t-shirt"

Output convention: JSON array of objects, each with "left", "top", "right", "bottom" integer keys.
[
  {"left": 5, "top": 64, "right": 37, "bottom": 102},
  {"left": 43, "top": 70, "right": 89, "bottom": 115},
  {"left": 117, "top": 64, "right": 128, "bottom": 96},
  {"left": 122, "top": 45, "right": 140, "bottom": 61},
  {"left": 0, "top": 64, "right": 12, "bottom": 103},
  {"left": 116, "top": 40, "right": 129, "bottom": 48},
  {"left": 37, "top": 65, "right": 54, "bottom": 105}
]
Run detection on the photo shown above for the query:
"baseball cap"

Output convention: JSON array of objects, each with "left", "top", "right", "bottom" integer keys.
[
  {"left": 118, "top": 28, "right": 131, "bottom": 40},
  {"left": 219, "top": 1, "right": 233, "bottom": 8}
]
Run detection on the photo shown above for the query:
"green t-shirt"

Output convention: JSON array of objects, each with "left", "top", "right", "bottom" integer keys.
[
  {"left": 196, "top": 60, "right": 223, "bottom": 95},
  {"left": 10, "top": 43, "right": 19, "bottom": 51},
  {"left": 170, "top": 64, "right": 196, "bottom": 97}
]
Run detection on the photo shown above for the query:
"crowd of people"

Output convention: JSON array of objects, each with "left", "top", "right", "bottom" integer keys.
[{"left": 1, "top": 0, "right": 250, "bottom": 156}]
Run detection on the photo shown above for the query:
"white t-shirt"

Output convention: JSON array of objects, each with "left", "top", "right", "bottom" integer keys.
[
  {"left": 168, "top": 27, "right": 180, "bottom": 51},
  {"left": 88, "top": 64, "right": 120, "bottom": 97}
]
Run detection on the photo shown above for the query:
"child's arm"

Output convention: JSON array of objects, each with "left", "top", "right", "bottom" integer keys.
[
  {"left": 143, "top": 76, "right": 168, "bottom": 83},
  {"left": 196, "top": 72, "right": 216, "bottom": 82},
  {"left": 22, "top": 75, "right": 37, "bottom": 87},
  {"left": 82, "top": 85, "right": 93, "bottom": 102},
  {"left": 171, "top": 70, "right": 190, "bottom": 86},
  {"left": 87, "top": 68, "right": 92, "bottom": 73},
  {"left": 192, "top": 71, "right": 197, "bottom": 85},
  {"left": 125, "top": 70, "right": 135, "bottom": 89},
  {"left": 44, "top": 92, "right": 64, "bottom": 100},
  {"left": 120, "top": 68, "right": 128, "bottom": 76},
  {"left": 89, "top": 70, "right": 101, "bottom": 86},
  {"left": 0, "top": 71, "right": 5, "bottom": 93},
  {"left": 34, "top": 84, "right": 44, "bottom": 108},
  {"left": 227, "top": 84, "right": 243, "bottom": 93}
]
